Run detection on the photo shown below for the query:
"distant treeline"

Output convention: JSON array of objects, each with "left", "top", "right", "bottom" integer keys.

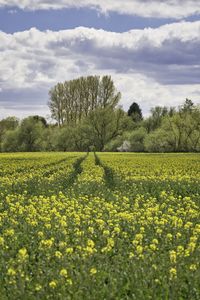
[{"left": 0, "top": 75, "right": 200, "bottom": 152}]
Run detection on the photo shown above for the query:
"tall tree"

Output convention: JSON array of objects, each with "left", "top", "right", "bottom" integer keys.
[
  {"left": 127, "top": 102, "right": 143, "bottom": 122},
  {"left": 48, "top": 75, "right": 121, "bottom": 126},
  {"left": 98, "top": 76, "right": 121, "bottom": 109},
  {"left": 48, "top": 83, "right": 66, "bottom": 127}
]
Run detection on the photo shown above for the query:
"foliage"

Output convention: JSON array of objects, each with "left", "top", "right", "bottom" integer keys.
[
  {"left": 0, "top": 117, "right": 19, "bottom": 150},
  {"left": 48, "top": 75, "right": 121, "bottom": 126},
  {"left": 127, "top": 102, "right": 143, "bottom": 122},
  {"left": 128, "top": 127, "right": 147, "bottom": 152},
  {"left": 143, "top": 106, "right": 175, "bottom": 133},
  {"left": 144, "top": 104, "right": 200, "bottom": 152},
  {"left": 1, "top": 129, "right": 20, "bottom": 152},
  {"left": 82, "top": 107, "right": 127, "bottom": 151},
  {"left": 17, "top": 117, "right": 45, "bottom": 152},
  {"left": 0, "top": 92, "right": 199, "bottom": 153}
]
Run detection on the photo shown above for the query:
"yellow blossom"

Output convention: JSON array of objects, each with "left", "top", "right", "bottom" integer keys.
[
  {"left": 49, "top": 281, "right": 57, "bottom": 289},
  {"left": 169, "top": 268, "right": 177, "bottom": 280},
  {"left": 90, "top": 268, "right": 97, "bottom": 275},
  {"left": 60, "top": 269, "right": 68, "bottom": 277}
]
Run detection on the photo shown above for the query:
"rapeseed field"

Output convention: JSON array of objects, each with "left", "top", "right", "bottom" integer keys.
[{"left": 0, "top": 152, "right": 200, "bottom": 299}]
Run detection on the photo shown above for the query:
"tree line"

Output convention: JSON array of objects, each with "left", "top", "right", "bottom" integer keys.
[{"left": 0, "top": 75, "right": 200, "bottom": 152}]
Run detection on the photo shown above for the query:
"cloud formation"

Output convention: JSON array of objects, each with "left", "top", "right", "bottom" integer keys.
[
  {"left": 0, "top": 0, "right": 200, "bottom": 19},
  {"left": 0, "top": 21, "right": 200, "bottom": 118}
]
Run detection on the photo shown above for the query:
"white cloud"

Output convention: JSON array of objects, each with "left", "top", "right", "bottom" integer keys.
[
  {"left": 113, "top": 73, "right": 200, "bottom": 114},
  {"left": 0, "top": 21, "right": 200, "bottom": 118},
  {"left": 0, "top": 105, "right": 48, "bottom": 120},
  {"left": 0, "top": 0, "right": 200, "bottom": 19}
]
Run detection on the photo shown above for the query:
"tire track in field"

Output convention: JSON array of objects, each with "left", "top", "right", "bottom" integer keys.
[
  {"left": 0, "top": 156, "right": 76, "bottom": 177},
  {"left": 8, "top": 154, "right": 88, "bottom": 196},
  {"left": 32, "top": 153, "right": 88, "bottom": 195},
  {"left": 65, "top": 153, "right": 88, "bottom": 187},
  {"left": 94, "top": 153, "right": 117, "bottom": 190}
]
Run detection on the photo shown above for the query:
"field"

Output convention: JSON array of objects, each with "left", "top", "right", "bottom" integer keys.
[{"left": 0, "top": 152, "right": 200, "bottom": 299}]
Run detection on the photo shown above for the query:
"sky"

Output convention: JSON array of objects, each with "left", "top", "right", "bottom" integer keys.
[{"left": 0, "top": 0, "right": 200, "bottom": 119}]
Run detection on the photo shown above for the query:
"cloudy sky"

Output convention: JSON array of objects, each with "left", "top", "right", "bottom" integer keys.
[{"left": 0, "top": 1, "right": 200, "bottom": 119}]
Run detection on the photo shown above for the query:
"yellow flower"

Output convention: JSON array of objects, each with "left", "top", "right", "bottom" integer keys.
[
  {"left": 90, "top": 268, "right": 97, "bottom": 275},
  {"left": 66, "top": 247, "right": 73, "bottom": 254},
  {"left": 18, "top": 248, "right": 28, "bottom": 261},
  {"left": 59, "top": 241, "right": 66, "bottom": 249},
  {"left": 177, "top": 245, "right": 184, "bottom": 257},
  {"left": 189, "top": 264, "right": 197, "bottom": 271},
  {"left": 88, "top": 227, "right": 94, "bottom": 234},
  {"left": 7, "top": 268, "right": 16, "bottom": 276},
  {"left": 4, "top": 229, "right": 15, "bottom": 237},
  {"left": 136, "top": 245, "right": 143, "bottom": 255},
  {"left": 0, "top": 237, "right": 4, "bottom": 246},
  {"left": 152, "top": 239, "right": 158, "bottom": 245},
  {"left": 135, "top": 233, "right": 143, "bottom": 241},
  {"left": 87, "top": 239, "right": 95, "bottom": 248},
  {"left": 149, "top": 244, "right": 157, "bottom": 251},
  {"left": 45, "top": 223, "right": 51, "bottom": 229},
  {"left": 49, "top": 281, "right": 57, "bottom": 289},
  {"left": 35, "top": 284, "right": 42, "bottom": 291},
  {"left": 103, "top": 230, "right": 110, "bottom": 236},
  {"left": 55, "top": 251, "right": 62, "bottom": 259},
  {"left": 156, "top": 228, "right": 163, "bottom": 235},
  {"left": 37, "top": 231, "right": 44, "bottom": 238},
  {"left": 184, "top": 222, "right": 193, "bottom": 230},
  {"left": 176, "top": 232, "right": 182, "bottom": 239},
  {"left": 60, "top": 269, "right": 68, "bottom": 277},
  {"left": 40, "top": 238, "right": 54, "bottom": 249},
  {"left": 113, "top": 226, "right": 120, "bottom": 234},
  {"left": 129, "top": 252, "right": 135, "bottom": 259},
  {"left": 67, "top": 279, "right": 73, "bottom": 285},
  {"left": 169, "top": 250, "right": 177, "bottom": 264},
  {"left": 169, "top": 268, "right": 177, "bottom": 280},
  {"left": 187, "top": 242, "right": 196, "bottom": 253},
  {"left": 166, "top": 233, "right": 173, "bottom": 241}
]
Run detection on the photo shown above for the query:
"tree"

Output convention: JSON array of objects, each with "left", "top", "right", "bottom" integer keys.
[
  {"left": 82, "top": 107, "right": 126, "bottom": 151},
  {"left": 1, "top": 129, "right": 20, "bottom": 152},
  {"left": 144, "top": 102, "right": 200, "bottom": 153},
  {"left": 128, "top": 128, "right": 147, "bottom": 152},
  {"left": 162, "top": 105, "right": 200, "bottom": 152},
  {"left": 39, "top": 126, "right": 58, "bottom": 151},
  {"left": 144, "top": 128, "right": 174, "bottom": 152},
  {"left": 49, "top": 83, "right": 66, "bottom": 127},
  {"left": 98, "top": 76, "right": 121, "bottom": 109},
  {"left": 127, "top": 102, "right": 143, "bottom": 122},
  {"left": 56, "top": 126, "right": 76, "bottom": 151},
  {"left": 180, "top": 98, "right": 194, "bottom": 113},
  {"left": 0, "top": 117, "right": 19, "bottom": 151},
  {"left": 144, "top": 106, "right": 175, "bottom": 133},
  {"left": 18, "top": 117, "right": 45, "bottom": 152},
  {"left": 48, "top": 75, "right": 121, "bottom": 126},
  {"left": 32, "top": 115, "right": 48, "bottom": 127}
]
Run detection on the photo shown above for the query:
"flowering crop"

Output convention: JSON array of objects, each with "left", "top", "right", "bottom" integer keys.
[{"left": 0, "top": 152, "right": 200, "bottom": 299}]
